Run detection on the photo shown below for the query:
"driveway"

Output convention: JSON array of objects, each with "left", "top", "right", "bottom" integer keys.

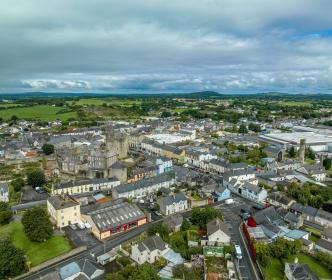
[
  {"left": 64, "top": 226, "right": 100, "bottom": 248},
  {"left": 21, "top": 186, "right": 49, "bottom": 203}
]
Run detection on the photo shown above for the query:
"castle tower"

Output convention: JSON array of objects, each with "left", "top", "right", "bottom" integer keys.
[
  {"left": 298, "top": 139, "right": 305, "bottom": 164},
  {"left": 105, "top": 128, "right": 128, "bottom": 158}
]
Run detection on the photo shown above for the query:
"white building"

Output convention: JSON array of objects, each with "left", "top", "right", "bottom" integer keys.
[
  {"left": 112, "top": 174, "right": 176, "bottom": 199},
  {"left": 206, "top": 218, "right": 231, "bottom": 246},
  {"left": 0, "top": 183, "right": 9, "bottom": 202},
  {"left": 52, "top": 177, "right": 121, "bottom": 195},
  {"left": 131, "top": 235, "right": 169, "bottom": 264},
  {"left": 157, "top": 192, "right": 188, "bottom": 215}
]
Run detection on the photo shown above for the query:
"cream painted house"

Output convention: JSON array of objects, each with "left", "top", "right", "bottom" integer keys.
[{"left": 47, "top": 195, "right": 80, "bottom": 228}]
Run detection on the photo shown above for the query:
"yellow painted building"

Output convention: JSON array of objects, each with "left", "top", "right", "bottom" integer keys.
[{"left": 47, "top": 195, "right": 80, "bottom": 228}]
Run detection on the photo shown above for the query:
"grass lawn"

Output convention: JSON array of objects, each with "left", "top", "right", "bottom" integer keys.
[
  {"left": 0, "top": 222, "right": 71, "bottom": 267},
  {"left": 0, "top": 105, "right": 77, "bottom": 121},
  {"left": 296, "top": 253, "right": 331, "bottom": 279},
  {"left": 263, "top": 258, "right": 284, "bottom": 280},
  {"left": 301, "top": 226, "right": 321, "bottom": 238},
  {"left": 263, "top": 253, "right": 332, "bottom": 280}
]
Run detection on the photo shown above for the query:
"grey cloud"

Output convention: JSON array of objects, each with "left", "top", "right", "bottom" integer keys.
[{"left": 0, "top": 0, "right": 332, "bottom": 93}]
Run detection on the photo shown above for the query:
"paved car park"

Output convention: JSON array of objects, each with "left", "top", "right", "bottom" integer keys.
[
  {"left": 64, "top": 226, "right": 100, "bottom": 248},
  {"left": 21, "top": 185, "right": 49, "bottom": 203}
]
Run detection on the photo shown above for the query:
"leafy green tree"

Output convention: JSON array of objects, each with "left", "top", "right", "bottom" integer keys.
[
  {"left": 42, "top": 144, "right": 55, "bottom": 155},
  {"left": 0, "top": 202, "right": 12, "bottom": 225},
  {"left": 11, "top": 177, "right": 25, "bottom": 192},
  {"left": 27, "top": 169, "right": 46, "bottom": 188},
  {"left": 191, "top": 207, "right": 222, "bottom": 229},
  {"left": 0, "top": 238, "right": 26, "bottom": 278},
  {"left": 180, "top": 219, "right": 191, "bottom": 231},
  {"left": 238, "top": 124, "right": 248, "bottom": 134},
  {"left": 287, "top": 146, "right": 297, "bottom": 158},
  {"left": 248, "top": 123, "right": 261, "bottom": 133},
  {"left": 11, "top": 115, "right": 18, "bottom": 121},
  {"left": 161, "top": 111, "right": 172, "bottom": 118},
  {"left": 129, "top": 263, "right": 160, "bottom": 280},
  {"left": 147, "top": 223, "right": 169, "bottom": 240},
  {"left": 323, "top": 158, "right": 332, "bottom": 170},
  {"left": 21, "top": 207, "right": 53, "bottom": 242},
  {"left": 305, "top": 147, "right": 315, "bottom": 160}
]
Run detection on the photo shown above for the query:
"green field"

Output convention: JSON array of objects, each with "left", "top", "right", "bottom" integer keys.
[
  {"left": 278, "top": 101, "right": 313, "bottom": 107},
  {"left": 262, "top": 253, "right": 332, "bottom": 280},
  {"left": 67, "top": 98, "right": 141, "bottom": 107},
  {"left": 0, "top": 222, "right": 72, "bottom": 267},
  {"left": 0, "top": 105, "right": 77, "bottom": 121}
]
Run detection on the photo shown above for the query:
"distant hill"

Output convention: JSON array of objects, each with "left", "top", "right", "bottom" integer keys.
[{"left": 0, "top": 90, "right": 331, "bottom": 100}]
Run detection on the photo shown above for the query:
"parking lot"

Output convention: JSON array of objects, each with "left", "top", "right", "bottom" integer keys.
[
  {"left": 21, "top": 185, "right": 49, "bottom": 203},
  {"left": 64, "top": 226, "right": 100, "bottom": 248}
]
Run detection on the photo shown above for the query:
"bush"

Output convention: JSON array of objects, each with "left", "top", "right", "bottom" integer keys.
[
  {"left": 0, "top": 202, "right": 12, "bottom": 225},
  {"left": 147, "top": 223, "right": 169, "bottom": 240},
  {"left": 117, "top": 256, "right": 131, "bottom": 267},
  {"left": 11, "top": 177, "right": 25, "bottom": 192}
]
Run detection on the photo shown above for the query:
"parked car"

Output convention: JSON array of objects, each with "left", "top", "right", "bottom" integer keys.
[
  {"left": 85, "top": 222, "right": 92, "bottom": 229},
  {"left": 77, "top": 221, "right": 85, "bottom": 229},
  {"left": 35, "top": 187, "right": 46, "bottom": 194}
]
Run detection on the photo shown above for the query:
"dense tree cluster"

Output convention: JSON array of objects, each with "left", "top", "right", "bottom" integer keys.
[
  {"left": 0, "top": 238, "right": 26, "bottom": 279},
  {"left": 105, "top": 262, "right": 160, "bottom": 280},
  {"left": 255, "top": 238, "right": 301, "bottom": 266},
  {"left": 287, "top": 182, "right": 332, "bottom": 209},
  {"left": 21, "top": 207, "right": 53, "bottom": 242},
  {"left": 191, "top": 207, "right": 222, "bottom": 229},
  {"left": 147, "top": 223, "right": 169, "bottom": 240},
  {"left": 42, "top": 144, "right": 55, "bottom": 155}
]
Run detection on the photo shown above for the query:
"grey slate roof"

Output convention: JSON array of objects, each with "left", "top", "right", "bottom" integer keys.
[
  {"left": 115, "top": 173, "right": 174, "bottom": 194},
  {"left": 55, "top": 177, "right": 119, "bottom": 190},
  {"left": 137, "top": 235, "right": 168, "bottom": 253},
  {"left": 157, "top": 192, "right": 187, "bottom": 207},
  {"left": 285, "top": 263, "right": 319, "bottom": 280},
  {"left": 207, "top": 218, "right": 230, "bottom": 236},
  {"left": 316, "top": 238, "right": 332, "bottom": 252},
  {"left": 253, "top": 206, "right": 282, "bottom": 225},
  {"left": 48, "top": 195, "right": 79, "bottom": 210}
]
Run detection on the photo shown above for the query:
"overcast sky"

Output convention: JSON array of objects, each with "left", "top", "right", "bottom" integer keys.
[{"left": 1, "top": 0, "right": 332, "bottom": 94}]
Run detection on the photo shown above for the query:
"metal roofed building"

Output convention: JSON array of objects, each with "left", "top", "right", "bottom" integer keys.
[
  {"left": 259, "top": 131, "right": 332, "bottom": 152},
  {"left": 81, "top": 200, "right": 147, "bottom": 240}
]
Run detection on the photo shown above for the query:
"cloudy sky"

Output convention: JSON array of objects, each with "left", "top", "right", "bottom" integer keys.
[{"left": 1, "top": 0, "right": 332, "bottom": 94}]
